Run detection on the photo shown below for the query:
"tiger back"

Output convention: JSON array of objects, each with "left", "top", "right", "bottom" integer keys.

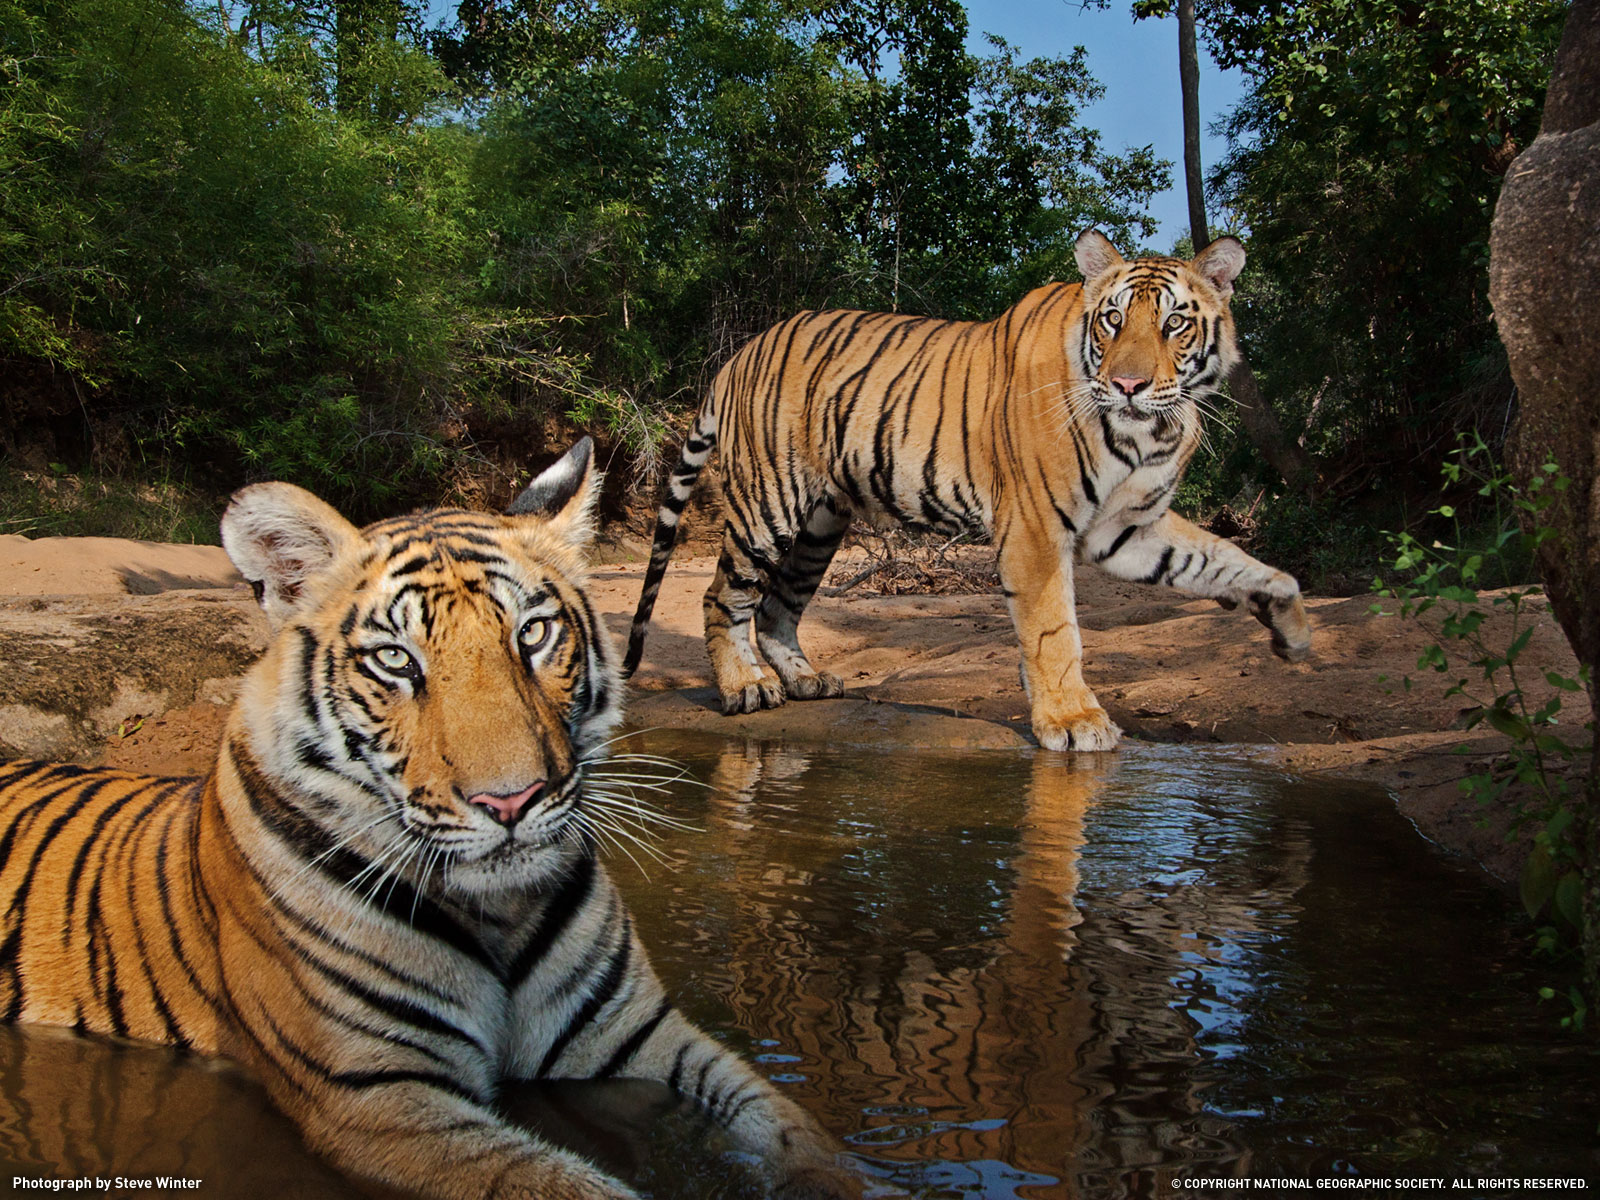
[
  {"left": 624, "top": 232, "right": 1312, "bottom": 751},
  {"left": 0, "top": 439, "right": 856, "bottom": 1200}
]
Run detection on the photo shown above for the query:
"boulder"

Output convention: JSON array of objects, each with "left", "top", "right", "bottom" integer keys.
[
  {"left": 1489, "top": 0, "right": 1600, "bottom": 669},
  {"left": 1488, "top": 0, "right": 1600, "bottom": 998}
]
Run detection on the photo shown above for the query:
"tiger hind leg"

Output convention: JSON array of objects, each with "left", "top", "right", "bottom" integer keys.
[
  {"left": 704, "top": 530, "right": 786, "bottom": 714},
  {"left": 755, "top": 496, "right": 851, "bottom": 701}
]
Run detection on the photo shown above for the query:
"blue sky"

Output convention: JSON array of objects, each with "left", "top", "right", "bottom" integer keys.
[{"left": 963, "top": 0, "right": 1247, "bottom": 251}]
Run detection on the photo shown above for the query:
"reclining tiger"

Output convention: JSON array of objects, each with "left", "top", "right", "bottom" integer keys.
[
  {"left": 624, "top": 231, "right": 1312, "bottom": 751},
  {"left": 0, "top": 439, "right": 857, "bottom": 1200}
]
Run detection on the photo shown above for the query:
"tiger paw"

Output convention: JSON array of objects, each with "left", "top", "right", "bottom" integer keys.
[
  {"left": 782, "top": 671, "right": 845, "bottom": 701},
  {"left": 720, "top": 674, "right": 787, "bottom": 714},
  {"left": 1033, "top": 706, "right": 1121, "bottom": 752},
  {"left": 1248, "top": 590, "right": 1312, "bottom": 663}
]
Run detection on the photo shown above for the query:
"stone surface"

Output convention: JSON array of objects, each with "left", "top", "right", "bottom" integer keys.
[
  {"left": 0, "top": 588, "right": 266, "bottom": 762},
  {"left": 1490, "top": 0, "right": 1600, "bottom": 670},
  {"left": 1488, "top": 0, "right": 1600, "bottom": 992}
]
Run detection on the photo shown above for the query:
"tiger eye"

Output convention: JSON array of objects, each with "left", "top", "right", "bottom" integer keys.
[
  {"left": 519, "top": 618, "right": 553, "bottom": 651},
  {"left": 373, "top": 646, "right": 413, "bottom": 672}
]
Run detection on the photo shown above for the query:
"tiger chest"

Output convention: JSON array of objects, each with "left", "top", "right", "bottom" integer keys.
[{"left": 1082, "top": 456, "right": 1183, "bottom": 537}]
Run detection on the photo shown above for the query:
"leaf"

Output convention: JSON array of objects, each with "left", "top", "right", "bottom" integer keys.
[
  {"left": 1520, "top": 843, "right": 1557, "bottom": 919},
  {"left": 1505, "top": 625, "right": 1534, "bottom": 663},
  {"left": 1553, "top": 871, "right": 1583, "bottom": 931},
  {"left": 1485, "top": 704, "right": 1529, "bottom": 741}
]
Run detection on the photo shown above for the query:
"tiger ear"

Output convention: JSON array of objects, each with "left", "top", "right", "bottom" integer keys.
[
  {"left": 507, "top": 437, "right": 600, "bottom": 550},
  {"left": 1191, "top": 236, "right": 1247, "bottom": 299},
  {"left": 1074, "top": 230, "right": 1124, "bottom": 282},
  {"left": 221, "top": 483, "right": 360, "bottom": 627}
]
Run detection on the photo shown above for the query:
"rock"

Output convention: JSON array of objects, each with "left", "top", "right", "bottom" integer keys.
[
  {"left": 1489, "top": 0, "right": 1600, "bottom": 670},
  {"left": 1488, "top": 0, "right": 1600, "bottom": 995},
  {"left": 0, "top": 588, "right": 266, "bottom": 763}
]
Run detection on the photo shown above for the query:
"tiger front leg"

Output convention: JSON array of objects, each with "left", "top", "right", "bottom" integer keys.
[
  {"left": 1084, "top": 510, "right": 1312, "bottom": 662},
  {"left": 286, "top": 1075, "right": 640, "bottom": 1200},
  {"left": 623, "top": 1010, "right": 863, "bottom": 1200},
  {"left": 705, "top": 534, "right": 785, "bottom": 714},
  {"left": 997, "top": 525, "right": 1122, "bottom": 752}
]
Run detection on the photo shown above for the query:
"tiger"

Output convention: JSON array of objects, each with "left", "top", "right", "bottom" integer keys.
[
  {"left": 623, "top": 231, "right": 1312, "bottom": 751},
  {"left": 0, "top": 438, "right": 857, "bottom": 1200}
]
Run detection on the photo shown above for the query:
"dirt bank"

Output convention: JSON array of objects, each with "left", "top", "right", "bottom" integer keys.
[{"left": 1, "top": 531, "right": 1587, "bottom": 885}]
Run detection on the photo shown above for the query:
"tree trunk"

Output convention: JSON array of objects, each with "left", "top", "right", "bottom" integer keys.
[
  {"left": 1488, "top": 0, "right": 1600, "bottom": 1000},
  {"left": 1178, "top": 0, "right": 1208, "bottom": 251},
  {"left": 1228, "top": 357, "right": 1316, "bottom": 492}
]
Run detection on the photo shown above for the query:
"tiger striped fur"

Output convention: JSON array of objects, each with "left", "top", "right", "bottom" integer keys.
[
  {"left": 624, "top": 232, "right": 1312, "bottom": 751},
  {"left": 0, "top": 439, "right": 856, "bottom": 1200}
]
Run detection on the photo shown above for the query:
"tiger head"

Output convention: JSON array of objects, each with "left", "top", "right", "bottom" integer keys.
[
  {"left": 220, "top": 439, "right": 623, "bottom": 896},
  {"left": 1071, "top": 230, "right": 1245, "bottom": 432}
]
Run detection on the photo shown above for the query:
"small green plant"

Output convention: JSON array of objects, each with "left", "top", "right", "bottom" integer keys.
[{"left": 1371, "top": 432, "right": 1590, "bottom": 1030}]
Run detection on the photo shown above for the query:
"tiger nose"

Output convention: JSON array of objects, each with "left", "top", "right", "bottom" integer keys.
[
  {"left": 467, "top": 781, "right": 545, "bottom": 827},
  {"left": 1111, "top": 375, "right": 1150, "bottom": 397}
]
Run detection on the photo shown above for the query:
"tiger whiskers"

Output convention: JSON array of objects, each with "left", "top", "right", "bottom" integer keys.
[
  {"left": 1184, "top": 385, "right": 1231, "bottom": 459},
  {"left": 569, "top": 807, "right": 674, "bottom": 880},
  {"left": 570, "top": 751, "right": 706, "bottom": 879},
  {"left": 1042, "top": 383, "right": 1105, "bottom": 443},
  {"left": 343, "top": 826, "right": 424, "bottom": 906},
  {"left": 411, "top": 841, "right": 450, "bottom": 924},
  {"left": 368, "top": 827, "right": 435, "bottom": 912},
  {"left": 579, "top": 728, "right": 667, "bottom": 757},
  {"left": 583, "top": 770, "right": 704, "bottom": 839}
]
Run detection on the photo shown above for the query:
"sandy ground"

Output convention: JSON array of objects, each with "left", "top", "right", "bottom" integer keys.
[{"left": 1, "top": 529, "right": 1588, "bottom": 886}]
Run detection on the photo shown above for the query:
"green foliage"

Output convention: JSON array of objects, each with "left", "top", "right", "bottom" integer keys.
[
  {"left": 821, "top": 3, "right": 1168, "bottom": 316},
  {"left": 1373, "top": 433, "right": 1591, "bottom": 1029},
  {"left": 0, "top": 0, "right": 101, "bottom": 374},
  {"left": 1, "top": 0, "right": 499, "bottom": 514},
  {"left": 448, "top": 0, "right": 1170, "bottom": 371},
  {"left": 1201, "top": 0, "right": 1567, "bottom": 477},
  {"left": 2, "top": 0, "right": 1171, "bottom": 530}
]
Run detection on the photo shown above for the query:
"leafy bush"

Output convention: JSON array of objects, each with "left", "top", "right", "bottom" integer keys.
[
  {"left": 1373, "top": 433, "right": 1591, "bottom": 1029},
  {"left": 1206, "top": 0, "right": 1568, "bottom": 479}
]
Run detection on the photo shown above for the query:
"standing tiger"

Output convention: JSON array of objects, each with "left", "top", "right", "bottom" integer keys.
[
  {"left": 0, "top": 440, "right": 855, "bottom": 1200},
  {"left": 624, "top": 232, "right": 1312, "bottom": 751}
]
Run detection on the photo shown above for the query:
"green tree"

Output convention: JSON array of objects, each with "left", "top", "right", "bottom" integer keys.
[
  {"left": 1202, "top": 0, "right": 1568, "bottom": 476},
  {"left": 444, "top": 0, "right": 1168, "bottom": 382},
  {"left": 1, "top": 0, "right": 496, "bottom": 511},
  {"left": 823, "top": 0, "right": 1167, "bottom": 315},
  {"left": 3, "top": 0, "right": 1175, "bottom": 531}
]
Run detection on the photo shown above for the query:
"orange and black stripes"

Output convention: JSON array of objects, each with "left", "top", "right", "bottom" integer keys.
[
  {"left": 0, "top": 439, "right": 857, "bottom": 1200},
  {"left": 0, "top": 762, "right": 215, "bottom": 1044}
]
